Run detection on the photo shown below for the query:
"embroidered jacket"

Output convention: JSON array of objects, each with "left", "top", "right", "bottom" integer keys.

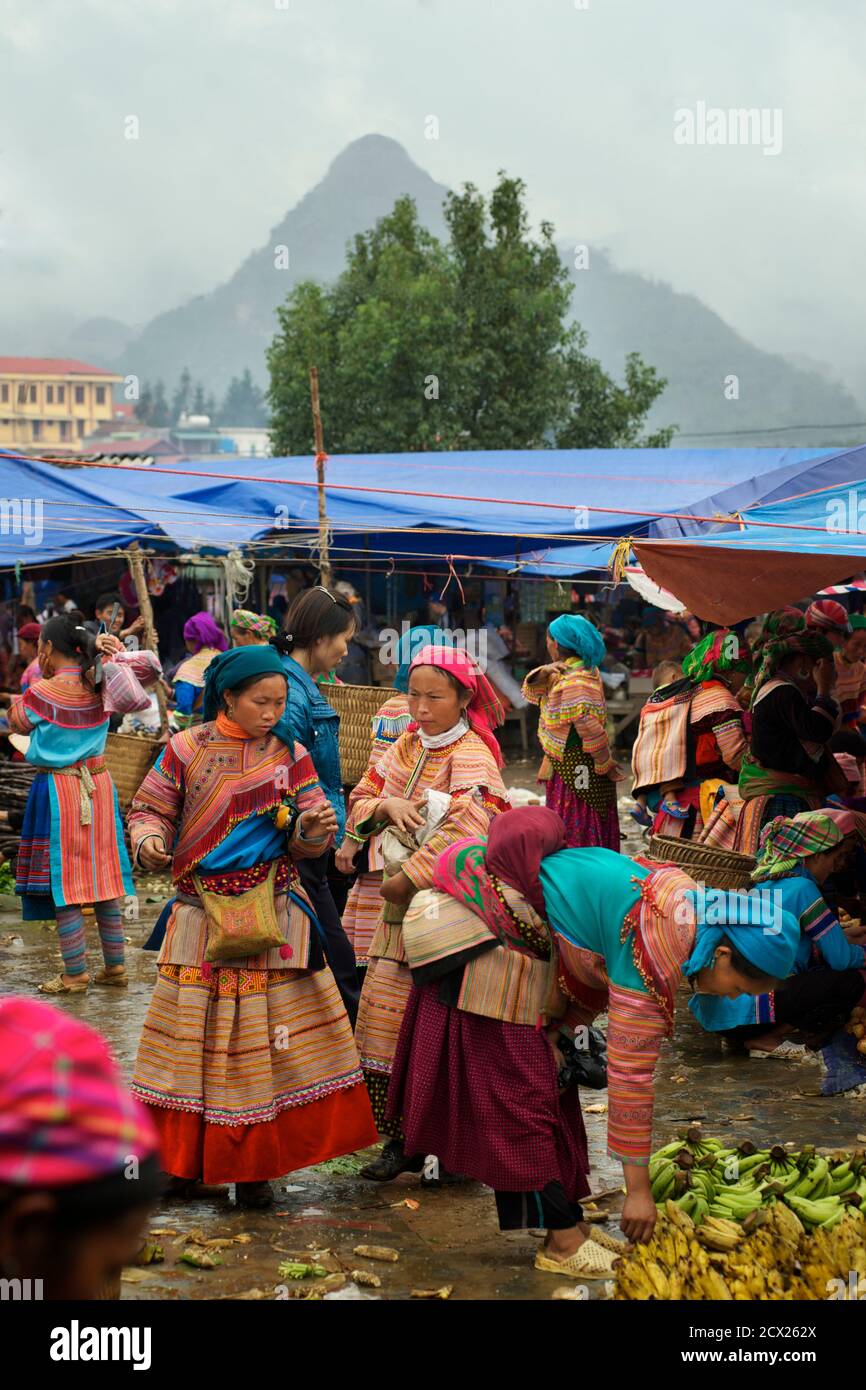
[{"left": 522, "top": 656, "right": 614, "bottom": 772}]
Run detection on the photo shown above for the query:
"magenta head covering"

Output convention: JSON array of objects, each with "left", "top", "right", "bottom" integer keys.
[
  {"left": 0, "top": 997, "right": 159, "bottom": 1188},
  {"left": 183, "top": 611, "right": 228, "bottom": 653},
  {"left": 408, "top": 643, "right": 505, "bottom": 767}
]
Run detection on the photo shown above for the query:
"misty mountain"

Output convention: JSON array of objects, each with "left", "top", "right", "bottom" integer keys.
[{"left": 117, "top": 134, "right": 862, "bottom": 446}]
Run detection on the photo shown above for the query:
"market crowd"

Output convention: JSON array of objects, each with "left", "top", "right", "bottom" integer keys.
[{"left": 2, "top": 582, "right": 866, "bottom": 1298}]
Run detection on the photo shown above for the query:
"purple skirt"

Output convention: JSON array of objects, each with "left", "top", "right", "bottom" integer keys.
[
  {"left": 387, "top": 984, "right": 591, "bottom": 1197},
  {"left": 545, "top": 770, "right": 620, "bottom": 851}
]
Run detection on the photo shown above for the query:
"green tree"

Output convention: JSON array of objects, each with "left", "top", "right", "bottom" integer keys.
[
  {"left": 135, "top": 381, "right": 154, "bottom": 425},
  {"left": 151, "top": 380, "right": 170, "bottom": 427},
  {"left": 192, "top": 381, "right": 206, "bottom": 415},
  {"left": 267, "top": 175, "right": 673, "bottom": 454},
  {"left": 220, "top": 368, "right": 268, "bottom": 427},
  {"left": 172, "top": 366, "right": 192, "bottom": 422}
]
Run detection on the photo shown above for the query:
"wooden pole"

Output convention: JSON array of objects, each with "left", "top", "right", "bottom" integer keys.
[
  {"left": 309, "top": 366, "right": 332, "bottom": 587},
  {"left": 127, "top": 543, "right": 168, "bottom": 736}
]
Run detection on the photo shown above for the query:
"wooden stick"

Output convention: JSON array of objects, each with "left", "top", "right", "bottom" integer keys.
[
  {"left": 127, "top": 542, "right": 168, "bottom": 737},
  {"left": 309, "top": 366, "right": 332, "bottom": 587}
]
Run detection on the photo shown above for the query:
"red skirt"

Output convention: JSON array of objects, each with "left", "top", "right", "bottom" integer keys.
[{"left": 387, "top": 984, "right": 591, "bottom": 1197}]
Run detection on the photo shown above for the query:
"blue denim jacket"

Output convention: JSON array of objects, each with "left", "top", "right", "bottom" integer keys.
[{"left": 275, "top": 654, "right": 345, "bottom": 842}]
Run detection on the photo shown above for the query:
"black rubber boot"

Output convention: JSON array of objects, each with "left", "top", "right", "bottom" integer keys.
[{"left": 359, "top": 1139, "right": 425, "bottom": 1182}]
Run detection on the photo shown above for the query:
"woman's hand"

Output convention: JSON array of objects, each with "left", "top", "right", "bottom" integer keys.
[
  {"left": 842, "top": 919, "right": 866, "bottom": 945},
  {"left": 138, "top": 836, "right": 170, "bottom": 871},
  {"left": 121, "top": 617, "right": 146, "bottom": 639},
  {"left": 620, "top": 1172, "right": 658, "bottom": 1245},
  {"left": 379, "top": 796, "right": 426, "bottom": 833},
  {"left": 380, "top": 870, "right": 414, "bottom": 905},
  {"left": 528, "top": 661, "right": 568, "bottom": 686},
  {"left": 604, "top": 762, "right": 626, "bottom": 783},
  {"left": 95, "top": 632, "right": 124, "bottom": 659},
  {"left": 335, "top": 839, "right": 362, "bottom": 874},
  {"left": 300, "top": 804, "right": 339, "bottom": 841}
]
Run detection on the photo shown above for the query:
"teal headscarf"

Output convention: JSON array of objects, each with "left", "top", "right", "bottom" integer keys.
[
  {"left": 201, "top": 645, "right": 288, "bottom": 722},
  {"left": 548, "top": 614, "right": 606, "bottom": 668},
  {"left": 395, "top": 624, "right": 454, "bottom": 692},
  {"left": 681, "top": 895, "right": 800, "bottom": 982}
]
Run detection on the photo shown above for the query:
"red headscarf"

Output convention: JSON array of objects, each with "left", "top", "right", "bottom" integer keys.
[
  {"left": 485, "top": 807, "right": 567, "bottom": 915},
  {"left": 17, "top": 623, "right": 41, "bottom": 643},
  {"left": 408, "top": 643, "right": 505, "bottom": 766}
]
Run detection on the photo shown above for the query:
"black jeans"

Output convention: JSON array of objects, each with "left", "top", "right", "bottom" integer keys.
[
  {"left": 297, "top": 853, "right": 360, "bottom": 1027},
  {"left": 494, "top": 1183, "right": 583, "bottom": 1232}
]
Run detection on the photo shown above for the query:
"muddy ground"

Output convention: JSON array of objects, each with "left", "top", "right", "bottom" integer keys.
[{"left": 1, "top": 754, "right": 864, "bottom": 1301}]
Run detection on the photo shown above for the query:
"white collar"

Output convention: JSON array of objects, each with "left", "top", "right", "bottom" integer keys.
[{"left": 416, "top": 719, "right": 468, "bottom": 750}]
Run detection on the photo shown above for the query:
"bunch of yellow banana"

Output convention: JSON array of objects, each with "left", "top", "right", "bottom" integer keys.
[{"left": 614, "top": 1206, "right": 866, "bottom": 1301}]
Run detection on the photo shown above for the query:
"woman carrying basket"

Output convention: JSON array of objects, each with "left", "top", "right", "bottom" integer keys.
[{"left": 10, "top": 615, "right": 161, "bottom": 994}]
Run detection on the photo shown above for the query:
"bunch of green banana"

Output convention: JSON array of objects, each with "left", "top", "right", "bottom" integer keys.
[{"left": 784, "top": 1191, "right": 862, "bottom": 1231}]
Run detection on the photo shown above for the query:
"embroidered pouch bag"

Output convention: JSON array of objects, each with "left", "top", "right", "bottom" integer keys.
[{"left": 195, "top": 862, "right": 285, "bottom": 962}]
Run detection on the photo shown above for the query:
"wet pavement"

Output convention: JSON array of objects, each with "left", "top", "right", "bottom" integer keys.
[{"left": 1, "top": 757, "right": 865, "bottom": 1301}]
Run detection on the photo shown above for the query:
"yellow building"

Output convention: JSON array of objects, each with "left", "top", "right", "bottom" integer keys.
[{"left": 0, "top": 357, "right": 123, "bottom": 453}]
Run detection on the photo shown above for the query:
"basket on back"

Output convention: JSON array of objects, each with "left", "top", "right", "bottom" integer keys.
[
  {"left": 645, "top": 834, "right": 756, "bottom": 891},
  {"left": 104, "top": 732, "right": 162, "bottom": 813},
  {"left": 321, "top": 683, "right": 395, "bottom": 785}
]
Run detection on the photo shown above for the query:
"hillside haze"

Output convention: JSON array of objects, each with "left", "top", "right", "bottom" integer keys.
[{"left": 118, "top": 134, "right": 862, "bottom": 446}]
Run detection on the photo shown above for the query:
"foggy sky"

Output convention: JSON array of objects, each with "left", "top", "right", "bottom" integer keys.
[{"left": 3, "top": 0, "right": 866, "bottom": 392}]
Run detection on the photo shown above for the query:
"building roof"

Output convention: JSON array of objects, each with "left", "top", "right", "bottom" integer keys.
[{"left": 0, "top": 356, "right": 120, "bottom": 378}]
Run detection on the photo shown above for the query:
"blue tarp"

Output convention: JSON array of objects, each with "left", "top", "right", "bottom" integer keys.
[
  {"left": 651, "top": 446, "right": 862, "bottom": 538},
  {"left": 76, "top": 448, "right": 838, "bottom": 557},
  {"left": 655, "top": 476, "right": 866, "bottom": 557}
]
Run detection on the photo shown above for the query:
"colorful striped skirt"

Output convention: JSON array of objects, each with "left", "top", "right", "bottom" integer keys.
[
  {"left": 388, "top": 983, "right": 590, "bottom": 1196},
  {"left": 15, "top": 761, "right": 132, "bottom": 919},
  {"left": 354, "top": 955, "right": 414, "bottom": 1136},
  {"left": 545, "top": 760, "right": 620, "bottom": 851},
  {"left": 132, "top": 955, "right": 376, "bottom": 1183},
  {"left": 341, "top": 871, "right": 384, "bottom": 966}
]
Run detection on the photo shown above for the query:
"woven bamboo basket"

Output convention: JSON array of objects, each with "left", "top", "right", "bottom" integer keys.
[
  {"left": 321, "top": 683, "right": 395, "bottom": 785},
  {"left": 645, "top": 834, "right": 756, "bottom": 891},
  {"left": 104, "top": 733, "right": 162, "bottom": 812}
]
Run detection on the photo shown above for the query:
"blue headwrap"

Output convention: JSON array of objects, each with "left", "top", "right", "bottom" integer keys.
[
  {"left": 548, "top": 614, "right": 606, "bottom": 668},
  {"left": 201, "top": 645, "right": 288, "bottom": 722},
  {"left": 395, "top": 624, "right": 454, "bottom": 693},
  {"left": 681, "top": 892, "right": 800, "bottom": 984}
]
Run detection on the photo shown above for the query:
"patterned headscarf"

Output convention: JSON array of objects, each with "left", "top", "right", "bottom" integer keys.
[
  {"left": 681, "top": 628, "right": 751, "bottom": 683},
  {"left": 408, "top": 644, "right": 505, "bottom": 766},
  {"left": 806, "top": 599, "right": 851, "bottom": 636},
  {"left": 0, "top": 997, "right": 159, "bottom": 1188},
  {"left": 750, "top": 630, "right": 833, "bottom": 702},
  {"left": 183, "top": 612, "right": 229, "bottom": 654},
  {"left": 433, "top": 810, "right": 566, "bottom": 957},
  {"left": 751, "top": 810, "right": 843, "bottom": 882},
  {"left": 548, "top": 614, "right": 606, "bottom": 668},
  {"left": 229, "top": 609, "right": 277, "bottom": 639}
]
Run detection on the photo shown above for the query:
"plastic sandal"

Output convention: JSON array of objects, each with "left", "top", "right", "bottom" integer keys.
[
  {"left": 629, "top": 807, "right": 653, "bottom": 828},
  {"left": 660, "top": 798, "right": 690, "bottom": 820},
  {"left": 94, "top": 968, "right": 129, "bottom": 987},
  {"left": 588, "top": 1227, "right": 627, "bottom": 1255},
  {"left": 39, "top": 974, "right": 88, "bottom": 995},
  {"left": 535, "top": 1240, "right": 618, "bottom": 1279}
]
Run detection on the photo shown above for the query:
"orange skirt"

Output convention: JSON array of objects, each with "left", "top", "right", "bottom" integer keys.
[{"left": 148, "top": 1084, "right": 377, "bottom": 1184}]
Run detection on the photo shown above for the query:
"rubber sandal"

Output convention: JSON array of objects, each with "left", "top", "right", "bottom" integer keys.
[
  {"left": 629, "top": 807, "right": 653, "bottom": 828},
  {"left": 39, "top": 974, "right": 88, "bottom": 995},
  {"left": 535, "top": 1240, "right": 618, "bottom": 1280},
  {"left": 660, "top": 798, "right": 690, "bottom": 820},
  {"left": 94, "top": 968, "right": 129, "bottom": 987},
  {"left": 588, "top": 1227, "right": 627, "bottom": 1255}
]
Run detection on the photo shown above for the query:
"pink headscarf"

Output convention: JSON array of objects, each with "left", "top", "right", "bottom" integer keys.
[
  {"left": 0, "top": 997, "right": 159, "bottom": 1188},
  {"left": 183, "top": 612, "right": 229, "bottom": 654},
  {"left": 408, "top": 644, "right": 505, "bottom": 766}
]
